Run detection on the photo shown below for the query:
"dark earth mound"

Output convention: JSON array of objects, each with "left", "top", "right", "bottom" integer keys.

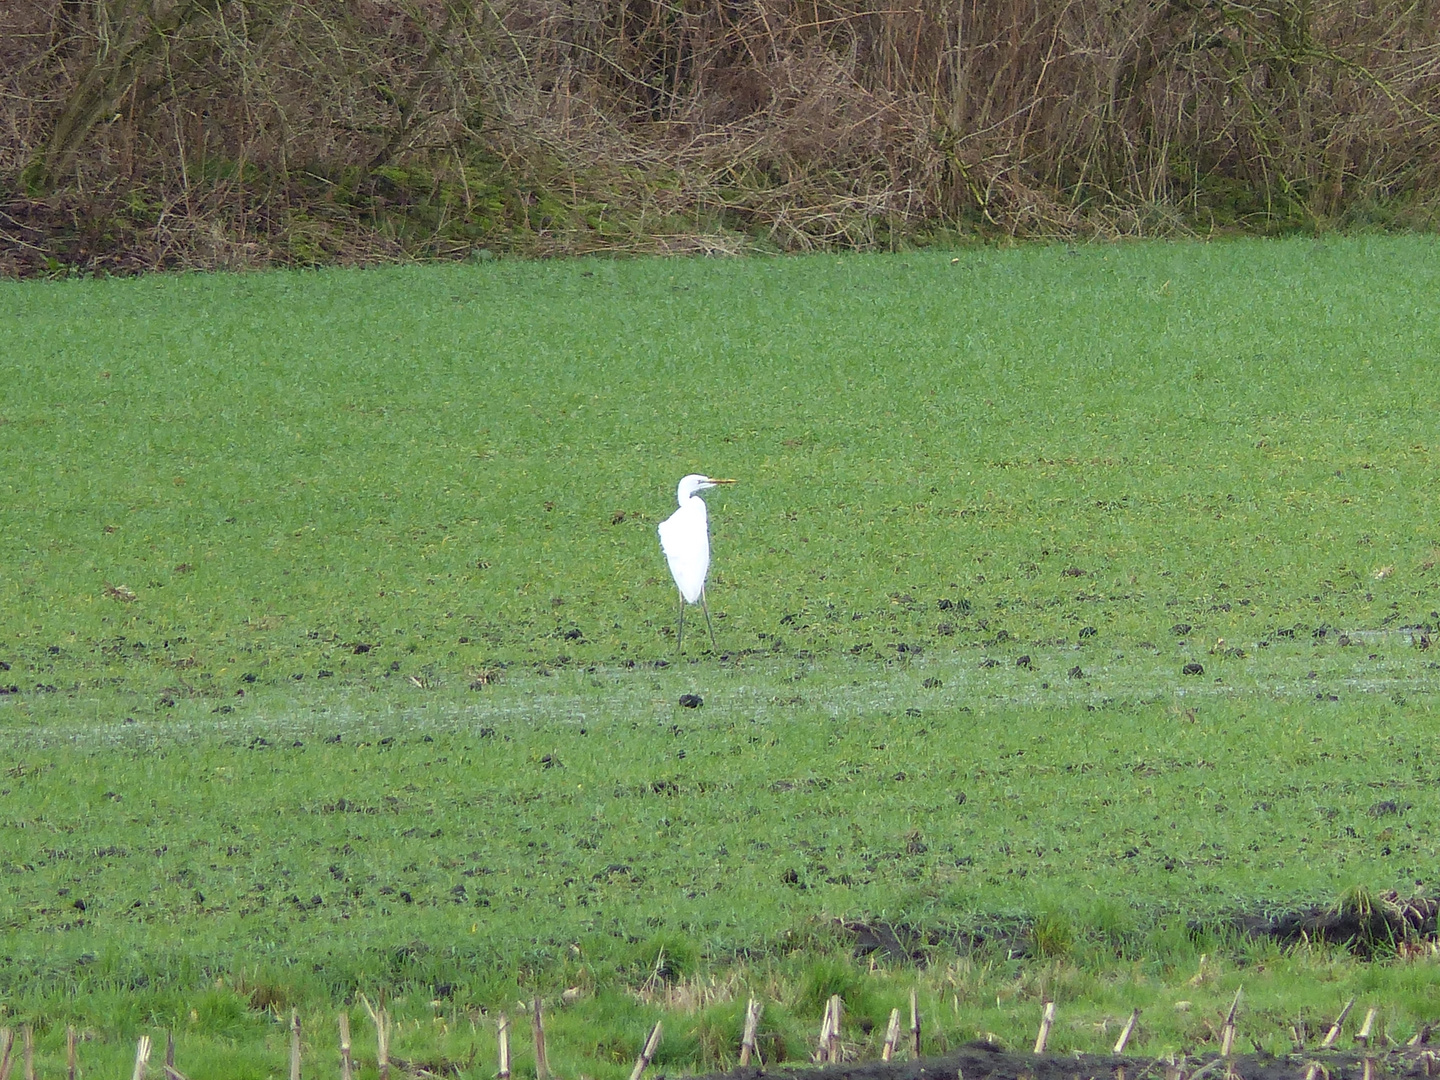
[
  {"left": 1225, "top": 894, "right": 1439, "bottom": 957},
  {"left": 840, "top": 894, "right": 1440, "bottom": 965},
  {"left": 699, "top": 1047, "right": 1439, "bottom": 1080}
]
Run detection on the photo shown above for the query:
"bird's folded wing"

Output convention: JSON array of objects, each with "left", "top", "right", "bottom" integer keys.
[{"left": 658, "top": 511, "right": 708, "bottom": 603}]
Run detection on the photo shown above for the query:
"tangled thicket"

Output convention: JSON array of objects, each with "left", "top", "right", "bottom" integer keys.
[{"left": 2, "top": 0, "right": 1439, "bottom": 273}]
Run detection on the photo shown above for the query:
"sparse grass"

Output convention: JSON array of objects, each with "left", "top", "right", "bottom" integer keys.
[{"left": 3, "top": 236, "right": 1440, "bottom": 1074}]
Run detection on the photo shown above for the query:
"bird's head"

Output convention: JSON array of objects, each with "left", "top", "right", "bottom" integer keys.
[{"left": 677, "top": 474, "right": 736, "bottom": 502}]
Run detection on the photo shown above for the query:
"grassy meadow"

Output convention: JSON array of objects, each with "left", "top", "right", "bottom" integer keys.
[{"left": 3, "top": 235, "right": 1440, "bottom": 1075}]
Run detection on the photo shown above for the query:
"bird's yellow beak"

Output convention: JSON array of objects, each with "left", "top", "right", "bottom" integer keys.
[{"left": 711, "top": 478, "right": 737, "bottom": 484}]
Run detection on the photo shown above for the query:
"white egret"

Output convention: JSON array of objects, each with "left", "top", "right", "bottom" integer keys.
[{"left": 657, "top": 473, "right": 735, "bottom": 653}]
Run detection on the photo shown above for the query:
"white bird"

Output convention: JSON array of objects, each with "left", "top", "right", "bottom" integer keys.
[{"left": 658, "top": 473, "right": 735, "bottom": 653}]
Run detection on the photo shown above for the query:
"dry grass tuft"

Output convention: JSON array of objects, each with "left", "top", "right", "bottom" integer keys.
[{"left": 636, "top": 970, "right": 745, "bottom": 1013}]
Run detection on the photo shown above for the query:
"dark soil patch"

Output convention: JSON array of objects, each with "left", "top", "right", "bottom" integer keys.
[
  {"left": 700, "top": 1048, "right": 1437, "bottom": 1080},
  {"left": 1220, "top": 893, "right": 1439, "bottom": 957},
  {"left": 841, "top": 894, "right": 1440, "bottom": 967},
  {"left": 839, "top": 919, "right": 1029, "bottom": 963}
]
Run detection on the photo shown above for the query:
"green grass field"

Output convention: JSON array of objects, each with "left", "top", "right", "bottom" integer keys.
[{"left": 3, "top": 235, "right": 1440, "bottom": 1077}]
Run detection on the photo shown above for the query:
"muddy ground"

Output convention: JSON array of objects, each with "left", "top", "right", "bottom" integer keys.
[
  {"left": 840, "top": 893, "right": 1440, "bottom": 965},
  {"left": 701, "top": 1046, "right": 1440, "bottom": 1080}
]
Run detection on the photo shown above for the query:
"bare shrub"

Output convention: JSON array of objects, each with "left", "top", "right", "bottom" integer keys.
[{"left": 2, "top": 0, "right": 1438, "bottom": 273}]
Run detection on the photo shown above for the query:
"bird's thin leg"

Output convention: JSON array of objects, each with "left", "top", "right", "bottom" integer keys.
[
  {"left": 701, "top": 588, "right": 717, "bottom": 650},
  {"left": 676, "top": 595, "right": 685, "bottom": 655}
]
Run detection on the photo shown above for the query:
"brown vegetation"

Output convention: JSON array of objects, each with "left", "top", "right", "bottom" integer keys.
[{"left": 3, "top": 0, "right": 1439, "bottom": 274}]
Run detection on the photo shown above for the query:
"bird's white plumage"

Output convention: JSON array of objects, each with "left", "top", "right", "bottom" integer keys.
[
  {"left": 659, "top": 492, "right": 710, "bottom": 604},
  {"left": 658, "top": 473, "right": 734, "bottom": 652}
]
